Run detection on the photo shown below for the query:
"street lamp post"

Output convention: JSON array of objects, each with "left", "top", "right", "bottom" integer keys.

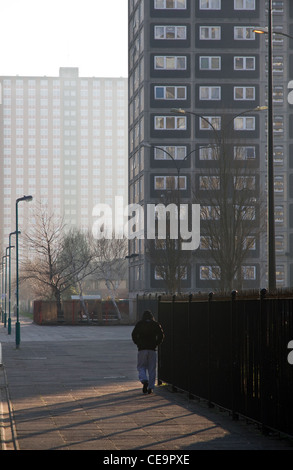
[
  {"left": 267, "top": 0, "right": 276, "bottom": 292},
  {"left": 1, "top": 256, "right": 7, "bottom": 323},
  {"left": 15, "top": 195, "right": 33, "bottom": 348},
  {"left": 253, "top": 0, "right": 276, "bottom": 291},
  {"left": 4, "top": 249, "right": 9, "bottom": 327},
  {"left": 5, "top": 246, "right": 14, "bottom": 329},
  {"left": 8, "top": 231, "right": 20, "bottom": 335}
]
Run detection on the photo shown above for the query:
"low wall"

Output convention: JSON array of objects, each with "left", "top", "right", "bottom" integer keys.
[{"left": 33, "top": 299, "right": 130, "bottom": 325}]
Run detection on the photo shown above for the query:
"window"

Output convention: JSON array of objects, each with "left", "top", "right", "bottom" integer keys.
[
  {"left": 154, "top": 0, "right": 187, "bottom": 9},
  {"left": 274, "top": 116, "right": 284, "bottom": 134},
  {"left": 154, "top": 25, "right": 187, "bottom": 40},
  {"left": 241, "top": 266, "right": 256, "bottom": 280},
  {"left": 274, "top": 145, "right": 284, "bottom": 165},
  {"left": 234, "top": 56, "right": 255, "bottom": 71},
  {"left": 271, "top": 56, "right": 284, "bottom": 73},
  {"left": 243, "top": 237, "right": 256, "bottom": 251},
  {"left": 199, "top": 176, "right": 220, "bottom": 190},
  {"left": 199, "top": 146, "right": 219, "bottom": 160},
  {"left": 200, "top": 116, "right": 221, "bottom": 130},
  {"left": 155, "top": 86, "right": 187, "bottom": 100},
  {"left": 234, "top": 0, "right": 255, "bottom": 9},
  {"left": 200, "top": 0, "right": 221, "bottom": 8},
  {"left": 200, "top": 86, "right": 221, "bottom": 100},
  {"left": 234, "top": 176, "right": 256, "bottom": 190},
  {"left": 201, "top": 206, "right": 220, "bottom": 220},
  {"left": 200, "top": 56, "right": 221, "bottom": 70},
  {"left": 200, "top": 236, "right": 219, "bottom": 250},
  {"left": 155, "top": 266, "right": 187, "bottom": 280},
  {"left": 234, "top": 26, "right": 255, "bottom": 40},
  {"left": 234, "top": 86, "right": 255, "bottom": 100},
  {"left": 234, "top": 146, "right": 256, "bottom": 160},
  {"left": 200, "top": 26, "right": 221, "bottom": 40},
  {"left": 200, "top": 266, "right": 221, "bottom": 280},
  {"left": 274, "top": 175, "right": 284, "bottom": 193},
  {"left": 155, "top": 115, "right": 187, "bottom": 130},
  {"left": 273, "top": 86, "right": 284, "bottom": 104},
  {"left": 154, "top": 175, "right": 187, "bottom": 190},
  {"left": 236, "top": 205, "right": 256, "bottom": 220},
  {"left": 154, "top": 56, "right": 187, "bottom": 70},
  {"left": 275, "top": 235, "right": 284, "bottom": 253},
  {"left": 154, "top": 145, "right": 187, "bottom": 160},
  {"left": 234, "top": 116, "right": 255, "bottom": 130},
  {"left": 275, "top": 206, "right": 284, "bottom": 224}
]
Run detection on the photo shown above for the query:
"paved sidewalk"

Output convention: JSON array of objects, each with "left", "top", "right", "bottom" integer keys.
[{"left": 0, "top": 317, "right": 292, "bottom": 453}]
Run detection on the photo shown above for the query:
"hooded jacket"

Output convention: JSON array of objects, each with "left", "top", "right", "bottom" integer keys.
[{"left": 132, "top": 310, "right": 164, "bottom": 351}]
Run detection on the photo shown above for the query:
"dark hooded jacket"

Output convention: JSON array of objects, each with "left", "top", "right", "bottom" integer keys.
[{"left": 132, "top": 310, "right": 164, "bottom": 351}]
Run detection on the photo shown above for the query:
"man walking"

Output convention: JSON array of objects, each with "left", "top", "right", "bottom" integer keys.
[{"left": 132, "top": 310, "right": 164, "bottom": 394}]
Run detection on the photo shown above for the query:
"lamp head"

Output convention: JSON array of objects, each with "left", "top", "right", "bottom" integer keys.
[
  {"left": 170, "top": 108, "right": 185, "bottom": 114},
  {"left": 17, "top": 195, "right": 33, "bottom": 203},
  {"left": 253, "top": 27, "right": 268, "bottom": 35}
]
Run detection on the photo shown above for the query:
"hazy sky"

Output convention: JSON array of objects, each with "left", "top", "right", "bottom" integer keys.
[{"left": 0, "top": 0, "right": 128, "bottom": 77}]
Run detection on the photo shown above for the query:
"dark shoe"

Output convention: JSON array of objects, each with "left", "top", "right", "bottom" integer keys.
[
  {"left": 142, "top": 381, "right": 148, "bottom": 394},
  {"left": 147, "top": 388, "right": 153, "bottom": 394}
]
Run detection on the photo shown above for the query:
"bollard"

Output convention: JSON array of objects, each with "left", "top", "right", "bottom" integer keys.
[{"left": 0, "top": 342, "right": 2, "bottom": 366}]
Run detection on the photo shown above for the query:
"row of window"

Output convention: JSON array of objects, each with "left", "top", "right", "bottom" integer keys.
[
  {"left": 153, "top": 54, "right": 285, "bottom": 72},
  {"left": 154, "top": 175, "right": 257, "bottom": 191},
  {"left": 154, "top": 265, "right": 257, "bottom": 282},
  {"left": 154, "top": 25, "right": 256, "bottom": 41},
  {"left": 154, "top": 115, "right": 256, "bottom": 131},
  {"left": 154, "top": 54, "right": 258, "bottom": 71},
  {"left": 153, "top": 145, "right": 257, "bottom": 160},
  {"left": 154, "top": 85, "right": 256, "bottom": 101},
  {"left": 154, "top": 0, "right": 256, "bottom": 10},
  {"left": 152, "top": 174, "right": 285, "bottom": 194},
  {"left": 131, "top": 263, "right": 286, "bottom": 285},
  {"left": 155, "top": 26, "right": 257, "bottom": 44}
]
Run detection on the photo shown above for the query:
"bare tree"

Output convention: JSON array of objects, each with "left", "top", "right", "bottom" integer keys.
[
  {"left": 58, "top": 228, "right": 97, "bottom": 320},
  {"left": 21, "top": 207, "right": 93, "bottom": 320},
  {"left": 193, "top": 122, "right": 265, "bottom": 292},
  {"left": 90, "top": 234, "right": 128, "bottom": 320},
  {"left": 21, "top": 209, "right": 65, "bottom": 318}
]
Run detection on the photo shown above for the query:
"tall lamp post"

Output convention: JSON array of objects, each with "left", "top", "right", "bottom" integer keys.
[
  {"left": 253, "top": 0, "right": 275, "bottom": 291},
  {"left": 15, "top": 195, "right": 33, "bottom": 348},
  {"left": 4, "top": 246, "right": 14, "bottom": 328},
  {"left": 1, "top": 255, "right": 7, "bottom": 323},
  {"left": 8, "top": 231, "right": 19, "bottom": 335}
]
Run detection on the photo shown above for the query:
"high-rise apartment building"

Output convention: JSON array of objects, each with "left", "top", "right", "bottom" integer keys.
[
  {"left": 128, "top": 0, "right": 293, "bottom": 295},
  {"left": 0, "top": 67, "right": 128, "bottom": 255}
]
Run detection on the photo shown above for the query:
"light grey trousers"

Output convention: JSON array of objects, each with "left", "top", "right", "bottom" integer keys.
[{"left": 137, "top": 350, "right": 157, "bottom": 389}]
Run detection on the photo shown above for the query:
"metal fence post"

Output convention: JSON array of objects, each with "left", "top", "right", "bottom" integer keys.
[
  {"left": 260, "top": 288, "right": 269, "bottom": 435},
  {"left": 188, "top": 293, "right": 192, "bottom": 399},
  {"left": 171, "top": 294, "right": 177, "bottom": 392},
  {"left": 231, "top": 290, "right": 239, "bottom": 420},
  {"left": 208, "top": 292, "right": 213, "bottom": 407},
  {"left": 157, "top": 295, "right": 162, "bottom": 386}
]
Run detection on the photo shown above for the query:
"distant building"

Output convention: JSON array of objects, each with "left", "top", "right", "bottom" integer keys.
[{"left": 0, "top": 67, "right": 128, "bottom": 256}]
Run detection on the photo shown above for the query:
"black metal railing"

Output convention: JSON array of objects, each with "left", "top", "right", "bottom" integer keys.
[{"left": 156, "top": 291, "right": 293, "bottom": 437}]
